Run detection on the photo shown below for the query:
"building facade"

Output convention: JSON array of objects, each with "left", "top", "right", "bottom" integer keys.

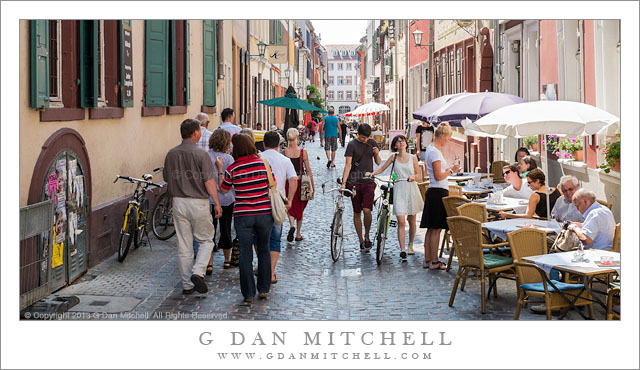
[{"left": 326, "top": 44, "right": 360, "bottom": 115}]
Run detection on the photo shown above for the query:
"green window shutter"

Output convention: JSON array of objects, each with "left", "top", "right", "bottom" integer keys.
[
  {"left": 202, "top": 20, "right": 216, "bottom": 107},
  {"left": 169, "top": 20, "right": 176, "bottom": 106},
  {"left": 119, "top": 20, "right": 133, "bottom": 107},
  {"left": 30, "top": 20, "right": 49, "bottom": 109},
  {"left": 145, "top": 20, "right": 168, "bottom": 106},
  {"left": 185, "top": 20, "right": 190, "bottom": 105},
  {"left": 79, "top": 20, "right": 99, "bottom": 108}
]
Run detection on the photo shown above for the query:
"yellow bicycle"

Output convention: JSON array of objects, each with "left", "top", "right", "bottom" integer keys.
[{"left": 113, "top": 173, "right": 162, "bottom": 262}]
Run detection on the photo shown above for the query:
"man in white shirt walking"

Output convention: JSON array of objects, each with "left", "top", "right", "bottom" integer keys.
[{"left": 259, "top": 131, "right": 298, "bottom": 284}]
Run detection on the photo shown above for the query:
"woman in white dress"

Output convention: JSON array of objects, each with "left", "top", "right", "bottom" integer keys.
[{"left": 367, "top": 135, "right": 424, "bottom": 259}]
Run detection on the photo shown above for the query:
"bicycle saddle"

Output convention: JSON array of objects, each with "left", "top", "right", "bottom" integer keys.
[{"left": 380, "top": 184, "right": 389, "bottom": 192}]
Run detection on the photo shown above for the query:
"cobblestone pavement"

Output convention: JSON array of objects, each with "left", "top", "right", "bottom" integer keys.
[{"left": 55, "top": 136, "right": 607, "bottom": 320}]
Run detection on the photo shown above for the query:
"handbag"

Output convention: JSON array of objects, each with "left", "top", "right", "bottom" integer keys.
[
  {"left": 262, "top": 159, "right": 288, "bottom": 225},
  {"left": 550, "top": 221, "right": 582, "bottom": 252},
  {"left": 299, "top": 149, "right": 313, "bottom": 201}
]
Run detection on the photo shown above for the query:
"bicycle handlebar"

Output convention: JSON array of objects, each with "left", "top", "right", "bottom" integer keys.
[
  {"left": 321, "top": 183, "right": 355, "bottom": 197},
  {"left": 114, "top": 175, "right": 163, "bottom": 188},
  {"left": 367, "top": 175, "right": 409, "bottom": 183}
]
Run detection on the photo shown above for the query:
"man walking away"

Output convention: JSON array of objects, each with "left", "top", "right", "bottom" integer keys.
[
  {"left": 163, "top": 119, "right": 222, "bottom": 295},
  {"left": 195, "top": 113, "right": 213, "bottom": 151},
  {"left": 219, "top": 108, "right": 242, "bottom": 137},
  {"left": 260, "top": 132, "right": 298, "bottom": 284},
  {"left": 322, "top": 108, "right": 342, "bottom": 168},
  {"left": 340, "top": 120, "right": 349, "bottom": 147},
  {"left": 340, "top": 124, "right": 381, "bottom": 252}
]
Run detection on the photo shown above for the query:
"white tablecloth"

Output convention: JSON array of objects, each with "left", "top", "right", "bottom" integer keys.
[
  {"left": 526, "top": 250, "right": 621, "bottom": 275},
  {"left": 482, "top": 218, "right": 562, "bottom": 241},
  {"left": 448, "top": 172, "right": 483, "bottom": 183},
  {"left": 476, "top": 196, "right": 528, "bottom": 214}
]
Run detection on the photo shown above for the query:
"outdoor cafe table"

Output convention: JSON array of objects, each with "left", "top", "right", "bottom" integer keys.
[
  {"left": 460, "top": 185, "right": 493, "bottom": 200},
  {"left": 448, "top": 172, "right": 491, "bottom": 183},
  {"left": 522, "top": 250, "right": 620, "bottom": 319},
  {"left": 481, "top": 218, "right": 562, "bottom": 241},
  {"left": 474, "top": 196, "right": 528, "bottom": 214}
]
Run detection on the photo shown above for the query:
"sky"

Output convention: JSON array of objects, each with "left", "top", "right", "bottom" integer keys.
[{"left": 310, "top": 20, "right": 369, "bottom": 46}]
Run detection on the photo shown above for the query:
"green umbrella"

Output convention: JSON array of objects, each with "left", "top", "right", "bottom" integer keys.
[{"left": 259, "top": 92, "right": 325, "bottom": 112}]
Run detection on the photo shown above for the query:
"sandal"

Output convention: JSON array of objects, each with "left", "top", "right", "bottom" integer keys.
[
  {"left": 295, "top": 236, "right": 304, "bottom": 241},
  {"left": 223, "top": 261, "right": 231, "bottom": 269},
  {"left": 206, "top": 265, "right": 213, "bottom": 275},
  {"left": 429, "top": 261, "right": 447, "bottom": 270},
  {"left": 271, "top": 274, "right": 278, "bottom": 284}
]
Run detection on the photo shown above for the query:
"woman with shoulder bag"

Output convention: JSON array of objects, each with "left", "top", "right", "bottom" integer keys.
[{"left": 284, "top": 128, "right": 315, "bottom": 242}]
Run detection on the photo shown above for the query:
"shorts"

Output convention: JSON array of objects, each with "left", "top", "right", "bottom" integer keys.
[
  {"left": 309, "top": 130, "right": 315, "bottom": 136},
  {"left": 348, "top": 182, "right": 376, "bottom": 214},
  {"left": 325, "top": 136, "right": 338, "bottom": 152}
]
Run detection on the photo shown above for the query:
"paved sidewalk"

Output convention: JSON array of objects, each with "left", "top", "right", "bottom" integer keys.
[{"left": 51, "top": 137, "right": 606, "bottom": 320}]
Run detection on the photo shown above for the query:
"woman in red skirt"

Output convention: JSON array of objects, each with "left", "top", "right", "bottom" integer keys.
[{"left": 284, "top": 128, "right": 315, "bottom": 242}]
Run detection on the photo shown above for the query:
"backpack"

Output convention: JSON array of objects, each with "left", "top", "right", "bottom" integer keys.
[{"left": 307, "top": 121, "right": 313, "bottom": 129}]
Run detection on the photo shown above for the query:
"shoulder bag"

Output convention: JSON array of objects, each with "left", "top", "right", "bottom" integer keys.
[
  {"left": 299, "top": 149, "right": 313, "bottom": 201},
  {"left": 261, "top": 159, "right": 288, "bottom": 225},
  {"left": 550, "top": 221, "right": 582, "bottom": 252}
]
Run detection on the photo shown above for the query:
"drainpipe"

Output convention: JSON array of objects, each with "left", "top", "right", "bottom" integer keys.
[
  {"left": 405, "top": 20, "right": 409, "bottom": 128},
  {"left": 246, "top": 20, "right": 251, "bottom": 126},
  {"left": 429, "top": 20, "right": 434, "bottom": 101},
  {"left": 578, "top": 20, "right": 584, "bottom": 103},
  {"left": 217, "top": 21, "right": 225, "bottom": 106}
]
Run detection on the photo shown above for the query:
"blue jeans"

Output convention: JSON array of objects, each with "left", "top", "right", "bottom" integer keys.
[
  {"left": 270, "top": 223, "right": 283, "bottom": 252},
  {"left": 235, "top": 214, "right": 273, "bottom": 299}
]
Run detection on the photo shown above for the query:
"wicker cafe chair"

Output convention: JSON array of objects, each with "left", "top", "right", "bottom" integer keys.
[
  {"left": 440, "top": 196, "right": 471, "bottom": 271},
  {"left": 606, "top": 284, "right": 620, "bottom": 320},
  {"left": 446, "top": 216, "right": 513, "bottom": 314},
  {"left": 507, "top": 228, "right": 594, "bottom": 320},
  {"left": 457, "top": 203, "right": 495, "bottom": 246},
  {"left": 417, "top": 181, "right": 430, "bottom": 202},
  {"left": 448, "top": 184, "right": 463, "bottom": 196},
  {"left": 491, "top": 161, "right": 509, "bottom": 184},
  {"left": 596, "top": 199, "right": 613, "bottom": 211}
]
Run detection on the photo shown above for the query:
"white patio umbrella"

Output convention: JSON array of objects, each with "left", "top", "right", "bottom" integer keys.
[
  {"left": 350, "top": 102, "right": 390, "bottom": 116},
  {"left": 464, "top": 100, "right": 620, "bottom": 218},
  {"left": 460, "top": 118, "right": 507, "bottom": 175}
]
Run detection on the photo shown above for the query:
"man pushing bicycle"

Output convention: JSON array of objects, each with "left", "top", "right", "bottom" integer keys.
[{"left": 340, "top": 123, "right": 381, "bottom": 252}]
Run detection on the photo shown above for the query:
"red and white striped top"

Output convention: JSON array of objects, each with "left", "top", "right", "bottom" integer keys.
[{"left": 221, "top": 155, "right": 272, "bottom": 217}]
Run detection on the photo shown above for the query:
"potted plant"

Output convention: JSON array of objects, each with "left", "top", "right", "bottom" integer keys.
[
  {"left": 599, "top": 136, "right": 621, "bottom": 173},
  {"left": 558, "top": 137, "right": 584, "bottom": 161},
  {"left": 523, "top": 136, "right": 538, "bottom": 151},
  {"left": 544, "top": 135, "right": 561, "bottom": 159}
]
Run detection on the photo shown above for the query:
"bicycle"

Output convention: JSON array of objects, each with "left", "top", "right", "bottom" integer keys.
[
  {"left": 113, "top": 172, "right": 163, "bottom": 262},
  {"left": 150, "top": 167, "right": 176, "bottom": 240},
  {"left": 370, "top": 174, "right": 408, "bottom": 265},
  {"left": 322, "top": 178, "right": 355, "bottom": 262}
]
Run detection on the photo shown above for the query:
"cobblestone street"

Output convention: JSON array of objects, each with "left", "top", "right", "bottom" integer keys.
[{"left": 55, "top": 137, "right": 605, "bottom": 320}]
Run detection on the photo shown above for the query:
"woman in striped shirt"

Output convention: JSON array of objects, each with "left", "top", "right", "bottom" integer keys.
[{"left": 219, "top": 134, "right": 273, "bottom": 302}]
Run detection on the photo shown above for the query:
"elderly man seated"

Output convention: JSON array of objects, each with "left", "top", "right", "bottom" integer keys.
[
  {"left": 552, "top": 175, "right": 585, "bottom": 223},
  {"left": 568, "top": 189, "right": 615, "bottom": 250}
]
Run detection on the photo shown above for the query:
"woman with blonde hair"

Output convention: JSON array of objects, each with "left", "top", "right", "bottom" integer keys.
[
  {"left": 284, "top": 128, "right": 315, "bottom": 242},
  {"left": 419, "top": 123, "right": 461, "bottom": 270}
]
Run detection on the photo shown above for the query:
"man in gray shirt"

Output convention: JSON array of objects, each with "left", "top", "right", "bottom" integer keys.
[
  {"left": 163, "top": 119, "right": 222, "bottom": 295},
  {"left": 552, "top": 175, "right": 585, "bottom": 223}
]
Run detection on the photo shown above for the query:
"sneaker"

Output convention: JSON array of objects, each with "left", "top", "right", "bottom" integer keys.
[
  {"left": 408, "top": 245, "right": 415, "bottom": 255},
  {"left": 190, "top": 274, "right": 208, "bottom": 294},
  {"left": 363, "top": 240, "right": 373, "bottom": 252},
  {"left": 182, "top": 288, "right": 195, "bottom": 295},
  {"left": 258, "top": 292, "right": 269, "bottom": 299},
  {"left": 400, "top": 250, "right": 407, "bottom": 259}
]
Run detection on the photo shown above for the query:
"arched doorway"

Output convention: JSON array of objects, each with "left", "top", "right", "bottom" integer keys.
[{"left": 28, "top": 128, "right": 92, "bottom": 291}]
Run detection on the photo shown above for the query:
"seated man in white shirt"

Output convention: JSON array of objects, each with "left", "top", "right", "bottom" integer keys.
[
  {"left": 552, "top": 175, "right": 585, "bottom": 223},
  {"left": 568, "top": 189, "right": 615, "bottom": 250},
  {"left": 500, "top": 164, "right": 534, "bottom": 200}
]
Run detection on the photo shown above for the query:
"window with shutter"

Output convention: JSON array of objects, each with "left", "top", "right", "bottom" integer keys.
[
  {"left": 145, "top": 20, "right": 169, "bottom": 107},
  {"left": 30, "top": 20, "right": 50, "bottom": 109},
  {"left": 79, "top": 20, "right": 99, "bottom": 108},
  {"left": 203, "top": 20, "right": 216, "bottom": 107}
]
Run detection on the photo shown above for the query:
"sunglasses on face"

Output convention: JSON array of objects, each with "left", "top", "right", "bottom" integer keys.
[{"left": 503, "top": 170, "right": 511, "bottom": 176}]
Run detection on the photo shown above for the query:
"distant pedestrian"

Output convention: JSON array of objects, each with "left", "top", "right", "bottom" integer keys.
[
  {"left": 415, "top": 121, "right": 434, "bottom": 162},
  {"left": 323, "top": 108, "right": 342, "bottom": 168},
  {"left": 219, "top": 108, "right": 242, "bottom": 137},
  {"left": 284, "top": 128, "right": 315, "bottom": 242},
  {"left": 366, "top": 135, "right": 423, "bottom": 259},
  {"left": 256, "top": 122, "right": 263, "bottom": 131},
  {"left": 219, "top": 134, "right": 273, "bottom": 302},
  {"left": 340, "top": 123, "right": 380, "bottom": 252},
  {"left": 261, "top": 131, "right": 298, "bottom": 283},
  {"left": 163, "top": 119, "right": 222, "bottom": 295},
  {"left": 206, "top": 129, "right": 235, "bottom": 273},
  {"left": 340, "top": 120, "right": 348, "bottom": 147},
  {"left": 318, "top": 119, "right": 325, "bottom": 148},
  {"left": 195, "top": 113, "right": 213, "bottom": 151}
]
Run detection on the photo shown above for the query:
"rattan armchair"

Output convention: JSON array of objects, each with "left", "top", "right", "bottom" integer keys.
[
  {"left": 457, "top": 203, "right": 495, "bottom": 245},
  {"left": 606, "top": 284, "right": 620, "bottom": 320},
  {"left": 507, "top": 228, "right": 594, "bottom": 320},
  {"left": 448, "top": 184, "right": 463, "bottom": 196},
  {"left": 490, "top": 161, "right": 509, "bottom": 184},
  {"left": 441, "top": 196, "right": 471, "bottom": 271},
  {"left": 446, "top": 216, "right": 513, "bottom": 314}
]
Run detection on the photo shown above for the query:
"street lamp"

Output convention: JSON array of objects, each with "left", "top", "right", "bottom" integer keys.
[
  {"left": 384, "top": 64, "right": 391, "bottom": 77},
  {"left": 412, "top": 29, "right": 424, "bottom": 47},
  {"left": 249, "top": 41, "right": 268, "bottom": 58}
]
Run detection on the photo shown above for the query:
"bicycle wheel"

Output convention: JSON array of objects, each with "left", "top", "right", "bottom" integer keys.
[
  {"left": 134, "top": 198, "right": 149, "bottom": 248},
  {"left": 152, "top": 192, "right": 175, "bottom": 240},
  {"left": 330, "top": 211, "right": 344, "bottom": 262},
  {"left": 376, "top": 208, "right": 389, "bottom": 265},
  {"left": 118, "top": 207, "right": 136, "bottom": 262}
]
